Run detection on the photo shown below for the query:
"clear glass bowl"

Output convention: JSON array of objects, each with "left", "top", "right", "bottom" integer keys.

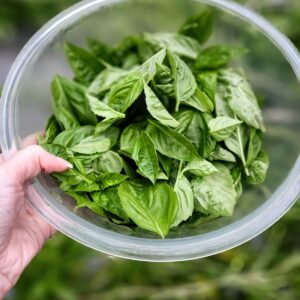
[{"left": 1, "top": 0, "right": 300, "bottom": 262}]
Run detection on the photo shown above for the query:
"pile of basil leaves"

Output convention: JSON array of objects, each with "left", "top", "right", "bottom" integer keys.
[{"left": 39, "top": 11, "right": 269, "bottom": 238}]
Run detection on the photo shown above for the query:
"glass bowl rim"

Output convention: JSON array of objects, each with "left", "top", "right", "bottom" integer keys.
[{"left": 1, "top": 0, "right": 300, "bottom": 262}]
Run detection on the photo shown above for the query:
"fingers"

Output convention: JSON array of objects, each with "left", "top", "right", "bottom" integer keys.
[
  {"left": 0, "top": 145, "right": 72, "bottom": 185},
  {"left": 21, "top": 132, "right": 41, "bottom": 148}
]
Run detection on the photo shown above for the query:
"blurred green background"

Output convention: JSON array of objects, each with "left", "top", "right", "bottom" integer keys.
[{"left": 1, "top": 0, "right": 300, "bottom": 299}]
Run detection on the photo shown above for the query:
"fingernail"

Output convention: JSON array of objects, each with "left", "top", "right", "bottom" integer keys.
[
  {"left": 66, "top": 162, "right": 73, "bottom": 169},
  {"left": 58, "top": 158, "right": 73, "bottom": 169}
]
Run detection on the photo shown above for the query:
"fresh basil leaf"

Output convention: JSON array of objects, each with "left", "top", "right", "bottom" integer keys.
[
  {"left": 147, "top": 119, "right": 199, "bottom": 161},
  {"left": 246, "top": 128, "right": 263, "bottom": 166},
  {"left": 51, "top": 76, "right": 80, "bottom": 130},
  {"left": 135, "top": 48, "right": 166, "bottom": 82},
  {"left": 88, "top": 67, "right": 128, "bottom": 95},
  {"left": 71, "top": 136, "right": 110, "bottom": 154},
  {"left": 158, "top": 153, "right": 173, "bottom": 177},
  {"left": 246, "top": 150, "right": 269, "bottom": 185},
  {"left": 96, "top": 173, "right": 128, "bottom": 190},
  {"left": 41, "top": 115, "right": 61, "bottom": 144},
  {"left": 181, "top": 159, "right": 219, "bottom": 177},
  {"left": 87, "top": 94, "right": 125, "bottom": 119},
  {"left": 92, "top": 188, "right": 128, "bottom": 220},
  {"left": 155, "top": 63, "right": 173, "bottom": 84},
  {"left": 154, "top": 83, "right": 175, "bottom": 98},
  {"left": 195, "top": 45, "right": 248, "bottom": 69},
  {"left": 143, "top": 81, "right": 179, "bottom": 128},
  {"left": 137, "top": 169, "right": 168, "bottom": 181},
  {"left": 100, "top": 126, "right": 120, "bottom": 148},
  {"left": 53, "top": 168, "right": 91, "bottom": 186},
  {"left": 57, "top": 77, "right": 98, "bottom": 125},
  {"left": 94, "top": 150, "right": 123, "bottom": 173},
  {"left": 211, "top": 145, "right": 236, "bottom": 163},
  {"left": 120, "top": 123, "right": 145, "bottom": 155},
  {"left": 231, "top": 167, "right": 243, "bottom": 199},
  {"left": 64, "top": 42, "right": 104, "bottom": 85},
  {"left": 144, "top": 33, "right": 201, "bottom": 59},
  {"left": 168, "top": 50, "right": 197, "bottom": 111},
  {"left": 219, "top": 68, "right": 265, "bottom": 131},
  {"left": 174, "top": 109, "right": 216, "bottom": 158},
  {"left": 183, "top": 88, "right": 214, "bottom": 113},
  {"left": 179, "top": 10, "right": 213, "bottom": 44},
  {"left": 215, "top": 84, "right": 234, "bottom": 117},
  {"left": 192, "top": 163, "right": 237, "bottom": 216},
  {"left": 208, "top": 116, "right": 243, "bottom": 141},
  {"left": 224, "top": 123, "right": 249, "bottom": 175},
  {"left": 87, "top": 38, "right": 112, "bottom": 62},
  {"left": 196, "top": 71, "right": 218, "bottom": 101},
  {"left": 95, "top": 118, "right": 118, "bottom": 134},
  {"left": 108, "top": 73, "right": 144, "bottom": 112},
  {"left": 118, "top": 180, "right": 178, "bottom": 238},
  {"left": 172, "top": 175, "right": 194, "bottom": 226},
  {"left": 67, "top": 191, "right": 105, "bottom": 216},
  {"left": 53, "top": 126, "right": 95, "bottom": 148},
  {"left": 73, "top": 180, "right": 100, "bottom": 192},
  {"left": 41, "top": 143, "right": 69, "bottom": 161},
  {"left": 132, "top": 131, "right": 159, "bottom": 184}
]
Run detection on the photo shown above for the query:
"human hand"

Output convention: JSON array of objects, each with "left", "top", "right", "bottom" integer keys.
[{"left": 0, "top": 138, "right": 72, "bottom": 298}]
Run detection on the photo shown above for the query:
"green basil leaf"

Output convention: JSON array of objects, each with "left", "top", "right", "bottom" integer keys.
[
  {"left": 219, "top": 68, "right": 265, "bottom": 131},
  {"left": 231, "top": 167, "right": 243, "bottom": 199},
  {"left": 132, "top": 131, "right": 159, "bottom": 184},
  {"left": 246, "top": 150, "right": 269, "bottom": 185},
  {"left": 88, "top": 67, "right": 128, "bottom": 95},
  {"left": 41, "top": 143, "right": 68, "bottom": 159},
  {"left": 215, "top": 84, "right": 234, "bottom": 117},
  {"left": 87, "top": 94, "right": 125, "bottom": 119},
  {"left": 192, "top": 163, "right": 237, "bottom": 216},
  {"left": 195, "top": 45, "right": 248, "bottom": 69},
  {"left": 211, "top": 145, "right": 236, "bottom": 163},
  {"left": 108, "top": 73, "right": 144, "bottom": 112},
  {"left": 73, "top": 180, "right": 100, "bottom": 192},
  {"left": 71, "top": 136, "right": 110, "bottom": 154},
  {"left": 172, "top": 175, "right": 194, "bottom": 227},
  {"left": 224, "top": 123, "right": 249, "bottom": 175},
  {"left": 179, "top": 10, "right": 213, "bottom": 44},
  {"left": 53, "top": 126, "right": 95, "bottom": 148},
  {"left": 51, "top": 76, "right": 80, "bottom": 130},
  {"left": 87, "top": 38, "right": 112, "bottom": 62},
  {"left": 118, "top": 180, "right": 178, "bottom": 238},
  {"left": 196, "top": 71, "right": 218, "bottom": 101},
  {"left": 181, "top": 159, "right": 219, "bottom": 177},
  {"left": 53, "top": 168, "right": 91, "bottom": 186},
  {"left": 174, "top": 109, "right": 216, "bottom": 158},
  {"left": 94, "top": 151, "right": 123, "bottom": 173},
  {"left": 58, "top": 77, "right": 98, "bottom": 125},
  {"left": 120, "top": 123, "right": 145, "bottom": 155},
  {"left": 96, "top": 173, "right": 128, "bottom": 190},
  {"left": 144, "top": 33, "right": 201, "bottom": 59},
  {"left": 92, "top": 188, "right": 129, "bottom": 220},
  {"left": 64, "top": 42, "right": 104, "bottom": 85},
  {"left": 144, "top": 81, "right": 179, "bottom": 128},
  {"left": 246, "top": 128, "right": 263, "bottom": 166},
  {"left": 208, "top": 116, "right": 243, "bottom": 141},
  {"left": 135, "top": 48, "right": 166, "bottom": 82},
  {"left": 168, "top": 50, "right": 197, "bottom": 111},
  {"left": 158, "top": 154, "right": 173, "bottom": 177},
  {"left": 147, "top": 119, "right": 199, "bottom": 161},
  {"left": 183, "top": 88, "right": 214, "bottom": 113},
  {"left": 41, "top": 115, "right": 61, "bottom": 144},
  {"left": 67, "top": 191, "right": 105, "bottom": 216}
]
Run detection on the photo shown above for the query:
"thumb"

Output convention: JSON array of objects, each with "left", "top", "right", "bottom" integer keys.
[{"left": 1, "top": 145, "right": 72, "bottom": 184}]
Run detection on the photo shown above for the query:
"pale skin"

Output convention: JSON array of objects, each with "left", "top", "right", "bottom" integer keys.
[{"left": 0, "top": 142, "right": 72, "bottom": 298}]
